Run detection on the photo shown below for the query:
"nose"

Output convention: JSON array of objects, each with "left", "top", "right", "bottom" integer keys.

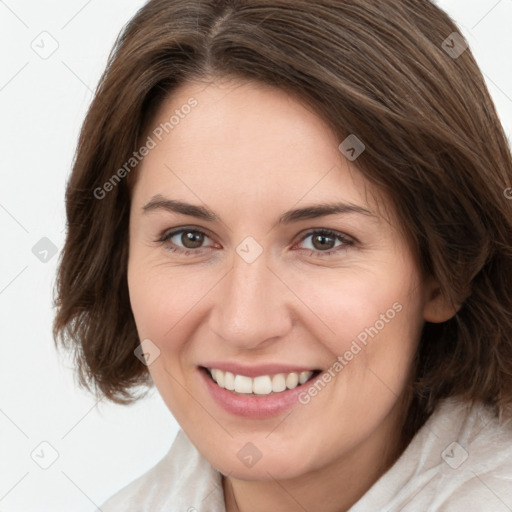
[{"left": 208, "top": 246, "right": 293, "bottom": 350}]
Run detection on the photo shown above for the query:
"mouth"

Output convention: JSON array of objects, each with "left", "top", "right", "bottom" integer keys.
[{"left": 200, "top": 366, "right": 322, "bottom": 396}]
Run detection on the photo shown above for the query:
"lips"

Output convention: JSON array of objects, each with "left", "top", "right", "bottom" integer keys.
[{"left": 199, "top": 365, "right": 323, "bottom": 418}]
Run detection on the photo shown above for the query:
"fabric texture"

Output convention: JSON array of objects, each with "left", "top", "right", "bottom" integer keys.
[{"left": 100, "top": 397, "right": 512, "bottom": 511}]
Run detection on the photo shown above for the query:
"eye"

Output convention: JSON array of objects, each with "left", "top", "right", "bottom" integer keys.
[
  {"left": 296, "top": 229, "right": 354, "bottom": 257},
  {"left": 157, "top": 227, "right": 354, "bottom": 258},
  {"left": 158, "top": 227, "right": 215, "bottom": 255}
]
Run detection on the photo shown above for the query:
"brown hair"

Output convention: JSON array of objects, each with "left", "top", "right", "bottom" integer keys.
[{"left": 53, "top": 0, "right": 512, "bottom": 443}]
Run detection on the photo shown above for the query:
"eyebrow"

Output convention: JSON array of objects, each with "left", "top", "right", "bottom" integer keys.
[{"left": 142, "top": 194, "right": 376, "bottom": 225}]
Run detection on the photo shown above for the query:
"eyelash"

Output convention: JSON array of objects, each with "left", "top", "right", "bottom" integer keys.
[{"left": 157, "top": 227, "right": 355, "bottom": 258}]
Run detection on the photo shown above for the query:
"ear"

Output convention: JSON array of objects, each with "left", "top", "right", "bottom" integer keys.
[{"left": 423, "top": 278, "right": 461, "bottom": 323}]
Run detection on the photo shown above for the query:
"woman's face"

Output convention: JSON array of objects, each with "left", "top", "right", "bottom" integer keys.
[{"left": 127, "top": 78, "right": 439, "bottom": 480}]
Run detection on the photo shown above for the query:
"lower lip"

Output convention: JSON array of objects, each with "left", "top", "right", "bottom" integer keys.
[{"left": 199, "top": 367, "right": 320, "bottom": 419}]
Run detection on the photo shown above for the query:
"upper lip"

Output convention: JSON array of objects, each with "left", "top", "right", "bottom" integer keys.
[{"left": 200, "top": 362, "right": 321, "bottom": 378}]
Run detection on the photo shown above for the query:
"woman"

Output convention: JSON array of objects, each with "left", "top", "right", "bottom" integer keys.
[{"left": 53, "top": 1, "right": 512, "bottom": 510}]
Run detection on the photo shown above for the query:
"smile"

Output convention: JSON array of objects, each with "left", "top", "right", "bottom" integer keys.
[{"left": 205, "top": 367, "right": 321, "bottom": 395}]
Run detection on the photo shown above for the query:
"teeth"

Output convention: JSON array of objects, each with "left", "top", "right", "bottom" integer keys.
[
  {"left": 299, "top": 371, "right": 312, "bottom": 384},
  {"left": 224, "top": 371, "right": 235, "bottom": 391},
  {"left": 234, "top": 374, "right": 253, "bottom": 393},
  {"left": 208, "top": 368, "right": 315, "bottom": 395},
  {"left": 216, "top": 370, "right": 225, "bottom": 388},
  {"left": 253, "top": 375, "right": 272, "bottom": 395},
  {"left": 272, "top": 373, "right": 286, "bottom": 392},
  {"left": 286, "top": 372, "right": 299, "bottom": 389}
]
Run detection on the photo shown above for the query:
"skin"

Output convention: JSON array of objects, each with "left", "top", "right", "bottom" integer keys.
[{"left": 127, "top": 77, "right": 457, "bottom": 512}]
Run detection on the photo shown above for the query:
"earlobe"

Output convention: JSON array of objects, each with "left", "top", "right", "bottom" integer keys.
[{"left": 423, "top": 284, "right": 461, "bottom": 323}]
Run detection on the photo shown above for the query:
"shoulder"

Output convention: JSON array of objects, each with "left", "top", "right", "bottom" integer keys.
[
  {"left": 427, "top": 398, "right": 512, "bottom": 473},
  {"left": 100, "top": 429, "right": 225, "bottom": 512},
  {"left": 425, "top": 398, "right": 512, "bottom": 510},
  {"left": 432, "top": 399, "right": 512, "bottom": 510},
  {"left": 350, "top": 398, "right": 512, "bottom": 512}
]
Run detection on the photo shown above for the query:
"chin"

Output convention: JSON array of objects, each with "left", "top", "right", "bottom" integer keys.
[
  {"left": 199, "top": 434, "right": 321, "bottom": 481},
  {"left": 214, "top": 455, "right": 310, "bottom": 481}
]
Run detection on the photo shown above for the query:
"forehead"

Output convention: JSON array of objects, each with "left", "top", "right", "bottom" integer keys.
[{"left": 133, "top": 78, "right": 387, "bottom": 222}]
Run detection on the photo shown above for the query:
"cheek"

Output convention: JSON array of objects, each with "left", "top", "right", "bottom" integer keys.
[
  {"left": 290, "top": 265, "right": 424, "bottom": 393},
  {"left": 292, "top": 266, "right": 419, "bottom": 344},
  {"left": 127, "top": 260, "right": 202, "bottom": 417},
  {"left": 127, "top": 256, "right": 205, "bottom": 341}
]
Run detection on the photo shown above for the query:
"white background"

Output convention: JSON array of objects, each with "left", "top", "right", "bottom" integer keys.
[{"left": 1, "top": 1, "right": 511, "bottom": 510}]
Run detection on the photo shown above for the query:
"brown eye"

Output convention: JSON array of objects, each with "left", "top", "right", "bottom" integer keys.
[
  {"left": 310, "top": 233, "right": 336, "bottom": 251},
  {"left": 297, "top": 229, "right": 354, "bottom": 257},
  {"left": 178, "top": 230, "right": 205, "bottom": 249},
  {"left": 160, "top": 228, "right": 213, "bottom": 253}
]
